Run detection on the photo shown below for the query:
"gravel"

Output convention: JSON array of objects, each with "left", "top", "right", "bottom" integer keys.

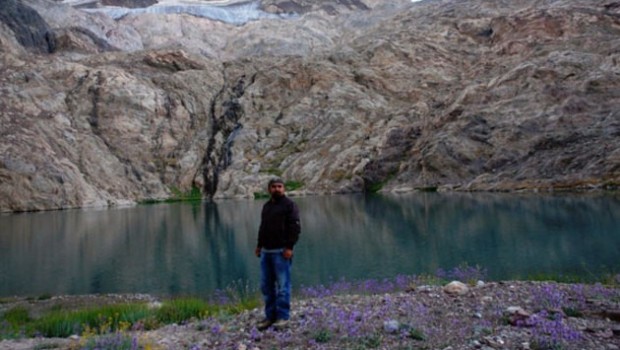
[{"left": 1, "top": 280, "right": 619, "bottom": 349}]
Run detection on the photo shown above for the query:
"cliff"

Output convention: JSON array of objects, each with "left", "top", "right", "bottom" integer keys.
[{"left": 1, "top": 0, "right": 619, "bottom": 212}]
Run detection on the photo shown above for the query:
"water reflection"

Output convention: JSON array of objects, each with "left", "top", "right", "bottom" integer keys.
[{"left": 0, "top": 193, "right": 618, "bottom": 297}]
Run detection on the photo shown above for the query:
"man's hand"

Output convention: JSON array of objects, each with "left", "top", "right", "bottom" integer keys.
[
  {"left": 255, "top": 247, "right": 261, "bottom": 257},
  {"left": 282, "top": 248, "right": 293, "bottom": 259}
]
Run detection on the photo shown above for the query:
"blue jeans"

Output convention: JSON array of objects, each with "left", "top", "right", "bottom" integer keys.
[{"left": 260, "top": 250, "right": 292, "bottom": 321}]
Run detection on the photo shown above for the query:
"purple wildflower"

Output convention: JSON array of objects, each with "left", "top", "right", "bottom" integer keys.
[
  {"left": 517, "top": 310, "right": 582, "bottom": 348},
  {"left": 250, "top": 326, "right": 261, "bottom": 342},
  {"left": 211, "top": 323, "right": 222, "bottom": 335}
]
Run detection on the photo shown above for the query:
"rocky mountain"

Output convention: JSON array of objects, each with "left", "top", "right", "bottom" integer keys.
[{"left": 0, "top": 0, "right": 618, "bottom": 212}]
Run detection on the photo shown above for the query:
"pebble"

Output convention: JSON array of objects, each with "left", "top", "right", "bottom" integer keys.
[{"left": 383, "top": 319, "right": 400, "bottom": 333}]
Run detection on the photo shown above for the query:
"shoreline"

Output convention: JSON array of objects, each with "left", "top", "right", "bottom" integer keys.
[
  {"left": 2, "top": 279, "right": 619, "bottom": 349},
  {"left": 2, "top": 187, "right": 618, "bottom": 215}
]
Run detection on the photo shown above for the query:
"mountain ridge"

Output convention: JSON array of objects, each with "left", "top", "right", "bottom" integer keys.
[{"left": 0, "top": 0, "right": 618, "bottom": 212}]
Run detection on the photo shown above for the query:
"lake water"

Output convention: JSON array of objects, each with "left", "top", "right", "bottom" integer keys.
[{"left": 0, "top": 192, "right": 618, "bottom": 298}]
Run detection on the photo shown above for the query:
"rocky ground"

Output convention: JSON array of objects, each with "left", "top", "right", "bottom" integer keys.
[{"left": 1, "top": 280, "right": 619, "bottom": 349}]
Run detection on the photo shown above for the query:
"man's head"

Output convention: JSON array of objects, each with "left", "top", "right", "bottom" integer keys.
[{"left": 267, "top": 178, "right": 285, "bottom": 198}]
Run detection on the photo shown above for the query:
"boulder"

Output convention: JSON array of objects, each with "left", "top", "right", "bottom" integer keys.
[{"left": 443, "top": 281, "right": 469, "bottom": 296}]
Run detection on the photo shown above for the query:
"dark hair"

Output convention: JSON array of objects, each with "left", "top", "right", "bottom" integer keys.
[{"left": 268, "top": 178, "right": 284, "bottom": 187}]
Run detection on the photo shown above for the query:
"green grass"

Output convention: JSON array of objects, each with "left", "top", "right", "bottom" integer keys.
[
  {"left": 366, "top": 181, "right": 386, "bottom": 193},
  {"left": 33, "top": 303, "right": 151, "bottom": 338},
  {"left": 284, "top": 180, "right": 304, "bottom": 191},
  {"left": 313, "top": 329, "right": 332, "bottom": 343},
  {"left": 155, "top": 298, "right": 215, "bottom": 324},
  {"left": 140, "top": 186, "right": 203, "bottom": 204},
  {"left": 3, "top": 307, "right": 30, "bottom": 324},
  {"left": 522, "top": 272, "right": 595, "bottom": 284},
  {"left": 0, "top": 294, "right": 260, "bottom": 340},
  {"left": 254, "top": 192, "right": 270, "bottom": 199},
  {"left": 407, "top": 328, "right": 426, "bottom": 341},
  {"left": 262, "top": 168, "right": 283, "bottom": 177}
]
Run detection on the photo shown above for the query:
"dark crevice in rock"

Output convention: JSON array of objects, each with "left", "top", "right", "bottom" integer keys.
[
  {"left": 362, "top": 126, "right": 421, "bottom": 192},
  {"left": 203, "top": 71, "right": 256, "bottom": 198},
  {"left": 87, "top": 72, "right": 104, "bottom": 134}
]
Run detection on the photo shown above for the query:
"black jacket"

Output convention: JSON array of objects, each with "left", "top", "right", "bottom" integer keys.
[{"left": 257, "top": 195, "right": 301, "bottom": 250}]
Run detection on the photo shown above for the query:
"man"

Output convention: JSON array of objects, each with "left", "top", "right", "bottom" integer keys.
[{"left": 255, "top": 178, "right": 301, "bottom": 331}]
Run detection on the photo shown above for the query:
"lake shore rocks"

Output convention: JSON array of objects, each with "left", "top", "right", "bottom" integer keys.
[
  {"left": 1, "top": 280, "right": 619, "bottom": 349},
  {"left": 1, "top": 0, "right": 619, "bottom": 212}
]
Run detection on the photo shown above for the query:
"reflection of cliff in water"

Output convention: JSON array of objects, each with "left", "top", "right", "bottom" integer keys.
[
  {"left": 0, "top": 201, "right": 259, "bottom": 297},
  {"left": 0, "top": 193, "right": 618, "bottom": 297},
  {"left": 293, "top": 192, "right": 620, "bottom": 284}
]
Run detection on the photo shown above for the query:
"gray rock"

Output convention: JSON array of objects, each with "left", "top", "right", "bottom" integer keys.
[
  {"left": 0, "top": 0, "right": 55, "bottom": 53},
  {"left": 444, "top": 281, "right": 469, "bottom": 296},
  {"left": 1, "top": 0, "right": 619, "bottom": 212},
  {"left": 383, "top": 319, "right": 399, "bottom": 333}
]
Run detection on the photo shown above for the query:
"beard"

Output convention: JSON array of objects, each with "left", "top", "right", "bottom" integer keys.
[{"left": 271, "top": 191, "right": 285, "bottom": 199}]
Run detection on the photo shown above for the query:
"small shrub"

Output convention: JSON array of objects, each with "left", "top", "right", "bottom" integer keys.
[
  {"left": 37, "top": 294, "right": 52, "bottom": 301},
  {"left": 170, "top": 186, "right": 202, "bottom": 201},
  {"left": 1, "top": 307, "right": 30, "bottom": 339},
  {"left": 360, "top": 333, "right": 383, "bottom": 348},
  {"left": 156, "top": 298, "right": 212, "bottom": 324},
  {"left": 313, "top": 329, "right": 332, "bottom": 343},
  {"left": 562, "top": 307, "right": 583, "bottom": 318},
  {"left": 3, "top": 307, "right": 30, "bottom": 324},
  {"left": 407, "top": 328, "right": 426, "bottom": 341},
  {"left": 367, "top": 181, "right": 386, "bottom": 193},
  {"left": 285, "top": 181, "right": 303, "bottom": 191},
  {"left": 254, "top": 192, "right": 269, "bottom": 199}
]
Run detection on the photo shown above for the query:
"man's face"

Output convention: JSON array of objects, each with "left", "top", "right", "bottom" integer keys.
[{"left": 268, "top": 183, "right": 285, "bottom": 198}]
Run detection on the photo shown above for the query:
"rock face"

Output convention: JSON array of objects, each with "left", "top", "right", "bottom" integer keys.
[
  {"left": 0, "top": 0, "right": 55, "bottom": 53},
  {"left": 0, "top": 0, "right": 619, "bottom": 212}
]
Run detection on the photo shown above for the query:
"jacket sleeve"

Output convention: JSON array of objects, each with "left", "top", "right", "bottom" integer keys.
[
  {"left": 285, "top": 201, "right": 301, "bottom": 249},
  {"left": 257, "top": 206, "right": 266, "bottom": 248}
]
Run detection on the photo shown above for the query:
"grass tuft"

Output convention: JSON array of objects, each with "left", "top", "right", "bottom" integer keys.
[
  {"left": 284, "top": 180, "right": 304, "bottom": 191},
  {"left": 141, "top": 186, "right": 203, "bottom": 204},
  {"left": 156, "top": 298, "right": 214, "bottom": 324},
  {"left": 34, "top": 303, "right": 151, "bottom": 338},
  {"left": 254, "top": 192, "right": 270, "bottom": 199},
  {"left": 313, "top": 329, "right": 332, "bottom": 343},
  {"left": 3, "top": 307, "right": 30, "bottom": 325}
]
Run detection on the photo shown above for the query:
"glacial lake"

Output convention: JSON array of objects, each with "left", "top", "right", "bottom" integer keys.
[{"left": 0, "top": 192, "right": 618, "bottom": 298}]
